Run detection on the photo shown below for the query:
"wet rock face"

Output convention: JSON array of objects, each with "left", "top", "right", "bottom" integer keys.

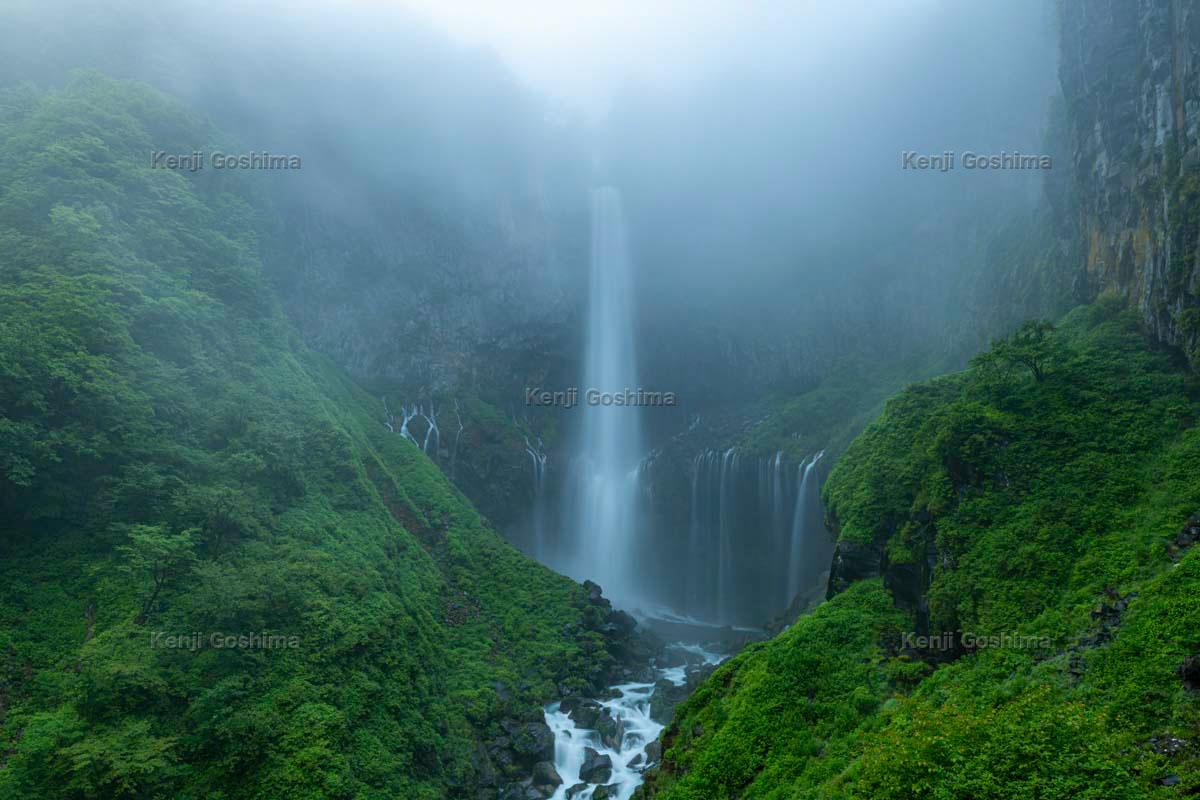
[
  {"left": 590, "top": 783, "right": 621, "bottom": 800},
  {"left": 643, "top": 739, "right": 662, "bottom": 767},
  {"left": 265, "top": 178, "right": 588, "bottom": 397},
  {"left": 595, "top": 708, "right": 624, "bottom": 749},
  {"left": 562, "top": 698, "right": 603, "bottom": 730},
  {"left": 648, "top": 664, "right": 718, "bottom": 724},
  {"left": 578, "top": 580, "right": 666, "bottom": 688},
  {"left": 1058, "top": 0, "right": 1200, "bottom": 362},
  {"left": 480, "top": 716, "right": 557, "bottom": 790},
  {"left": 580, "top": 747, "right": 613, "bottom": 784},
  {"left": 827, "top": 538, "right": 884, "bottom": 595}
]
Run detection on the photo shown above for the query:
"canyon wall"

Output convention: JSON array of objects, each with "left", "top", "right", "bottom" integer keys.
[{"left": 1059, "top": 0, "right": 1200, "bottom": 362}]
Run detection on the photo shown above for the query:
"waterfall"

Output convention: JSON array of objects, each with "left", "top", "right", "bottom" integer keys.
[
  {"left": 787, "top": 451, "right": 825, "bottom": 604},
  {"left": 765, "top": 452, "right": 789, "bottom": 584},
  {"left": 687, "top": 452, "right": 704, "bottom": 612},
  {"left": 681, "top": 447, "right": 831, "bottom": 625},
  {"left": 559, "top": 187, "right": 644, "bottom": 607},
  {"left": 716, "top": 448, "right": 739, "bottom": 625},
  {"left": 687, "top": 449, "right": 723, "bottom": 618},
  {"left": 525, "top": 437, "right": 548, "bottom": 560},
  {"left": 760, "top": 450, "right": 791, "bottom": 609}
]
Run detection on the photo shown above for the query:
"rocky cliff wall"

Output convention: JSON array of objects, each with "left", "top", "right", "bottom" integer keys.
[{"left": 1059, "top": 0, "right": 1200, "bottom": 362}]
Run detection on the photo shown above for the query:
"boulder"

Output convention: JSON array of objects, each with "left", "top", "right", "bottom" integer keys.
[
  {"left": 531, "top": 761, "right": 562, "bottom": 790},
  {"left": 596, "top": 708, "right": 624, "bottom": 749},
  {"left": 570, "top": 700, "right": 604, "bottom": 730},
  {"left": 580, "top": 747, "right": 613, "bottom": 784}
]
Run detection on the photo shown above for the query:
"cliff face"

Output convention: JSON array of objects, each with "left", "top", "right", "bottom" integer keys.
[
  {"left": 263, "top": 163, "right": 589, "bottom": 400},
  {"left": 1059, "top": 0, "right": 1200, "bottom": 361}
]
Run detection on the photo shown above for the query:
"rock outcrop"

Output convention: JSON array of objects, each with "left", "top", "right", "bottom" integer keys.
[{"left": 1058, "top": 0, "right": 1200, "bottom": 363}]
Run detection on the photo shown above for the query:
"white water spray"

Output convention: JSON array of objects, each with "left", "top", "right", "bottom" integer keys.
[
  {"left": 545, "top": 645, "right": 725, "bottom": 800},
  {"left": 560, "top": 187, "right": 644, "bottom": 606}
]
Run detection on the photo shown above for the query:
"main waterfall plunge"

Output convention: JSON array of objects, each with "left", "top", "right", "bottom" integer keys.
[
  {"left": 559, "top": 187, "right": 645, "bottom": 607},
  {"left": 533, "top": 186, "right": 834, "bottom": 628}
]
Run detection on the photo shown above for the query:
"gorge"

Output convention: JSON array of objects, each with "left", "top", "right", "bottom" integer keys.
[{"left": 0, "top": 1, "right": 1199, "bottom": 799}]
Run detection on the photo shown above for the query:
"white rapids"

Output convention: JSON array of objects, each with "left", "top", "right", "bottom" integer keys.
[{"left": 543, "top": 644, "right": 725, "bottom": 800}]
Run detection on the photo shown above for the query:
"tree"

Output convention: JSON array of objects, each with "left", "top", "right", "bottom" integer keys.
[
  {"left": 973, "top": 320, "right": 1061, "bottom": 382},
  {"left": 116, "top": 524, "right": 198, "bottom": 623}
]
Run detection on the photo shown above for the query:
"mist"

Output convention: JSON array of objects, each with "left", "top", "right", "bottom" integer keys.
[
  {"left": 1, "top": 1, "right": 1060, "bottom": 378},
  {"left": 11, "top": 1, "right": 1195, "bottom": 798}
]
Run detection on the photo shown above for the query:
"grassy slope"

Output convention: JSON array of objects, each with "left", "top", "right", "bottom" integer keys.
[
  {"left": 0, "top": 74, "right": 612, "bottom": 799},
  {"left": 641, "top": 300, "right": 1200, "bottom": 799}
]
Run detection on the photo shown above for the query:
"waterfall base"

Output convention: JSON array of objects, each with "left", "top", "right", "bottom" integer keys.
[{"left": 542, "top": 644, "right": 726, "bottom": 800}]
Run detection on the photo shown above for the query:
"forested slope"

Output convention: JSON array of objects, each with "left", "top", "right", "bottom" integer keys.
[
  {"left": 638, "top": 302, "right": 1200, "bottom": 799},
  {"left": 0, "top": 74, "right": 627, "bottom": 800}
]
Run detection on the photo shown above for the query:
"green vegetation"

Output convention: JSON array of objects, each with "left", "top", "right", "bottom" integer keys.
[
  {"left": 740, "top": 350, "right": 953, "bottom": 461},
  {"left": 641, "top": 299, "right": 1200, "bottom": 799},
  {"left": 0, "top": 74, "right": 617, "bottom": 799}
]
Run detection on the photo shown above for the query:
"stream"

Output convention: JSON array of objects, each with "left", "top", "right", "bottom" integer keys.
[{"left": 544, "top": 644, "right": 726, "bottom": 800}]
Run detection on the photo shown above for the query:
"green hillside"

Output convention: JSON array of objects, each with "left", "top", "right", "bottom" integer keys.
[
  {"left": 639, "top": 300, "right": 1200, "bottom": 799},
  {"left": 0, "top": 74, "right": 624, "bottom": 800}
]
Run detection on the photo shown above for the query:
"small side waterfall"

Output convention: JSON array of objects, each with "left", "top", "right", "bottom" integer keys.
[
  {"left": 761, "top": 450, "right": 790, "bottom": 606},
  {"left": 683, "top": 448, "right": 829, "bottom": 625},
  {"left": 787, "top": 451, "right": 825, "bottom": 604},
  {"left": 525, "top": 437, "right": 549, "bottom": 560},
  {"left": 686, "top": 452, "right": 705, "bottom": 612},
  {"left": 687, "top": 449, "right": 743, "bottom": 624},
  {"left": 716, "top": 448, "right": 739, "bottom": 625}
]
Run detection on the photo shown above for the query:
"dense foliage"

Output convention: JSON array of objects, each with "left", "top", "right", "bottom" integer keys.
[
  {"left": 0, "top": 75, "right": 617, "bottom": 799},
  {"left": 640, "top": 300, "right": 1200, "bottom": 798}
]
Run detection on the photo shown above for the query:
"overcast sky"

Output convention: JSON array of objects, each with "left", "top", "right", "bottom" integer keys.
[{"left": 377, "top": 0, "right": 945, "bottom": 116}]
